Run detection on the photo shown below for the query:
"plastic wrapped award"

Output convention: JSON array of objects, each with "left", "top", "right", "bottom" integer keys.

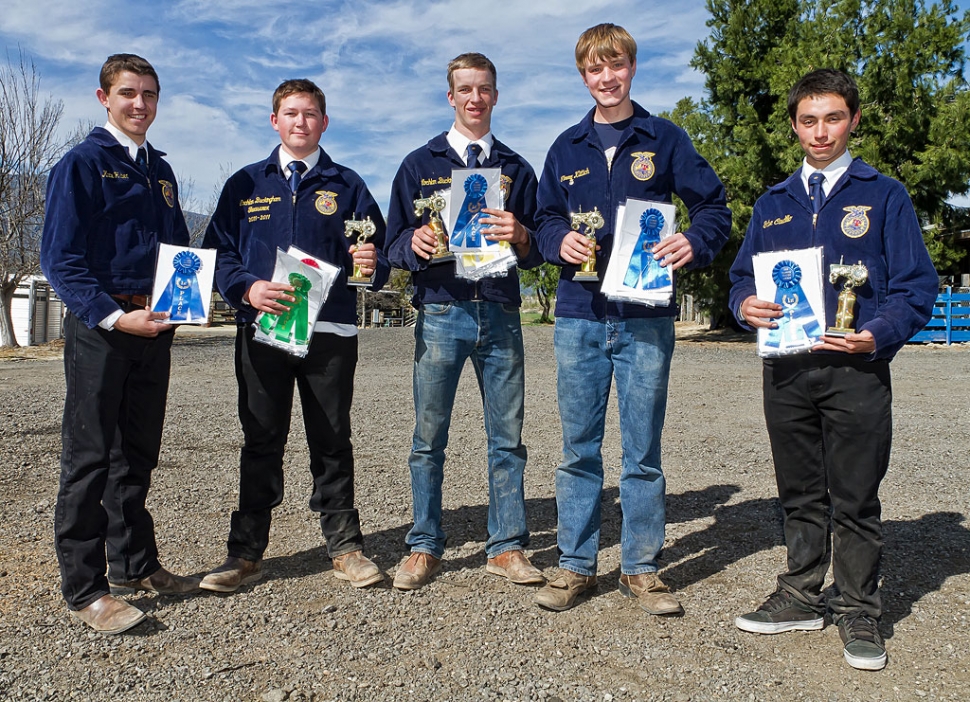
[
  {"left": 150, "top": 243, "right": 217, "bottom": 324},
  {"left": 253, "top": 247, "right": 339, "bottom": 357},
  {"left": 445, "top": 168, "right": 517, "bottom": 281},
  {"left": 753, "top": 247, "right": 826, "bottom": 357},
  {"left": 601, "top": 199, "right": 676, "bottom": 307}
]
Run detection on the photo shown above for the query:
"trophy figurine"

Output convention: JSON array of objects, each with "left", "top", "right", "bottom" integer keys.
[
  {"left": 413, "top": 191, "right": 454, "bottom": 263},
  {"left": 826, "top": 257, "right": 869, "bottom": 337},
  {"left": 570, "top": 207, "right": 605, "bottom": 281},
  {"left": 345, "top": 215, "right": 378, "bottom": 287}
]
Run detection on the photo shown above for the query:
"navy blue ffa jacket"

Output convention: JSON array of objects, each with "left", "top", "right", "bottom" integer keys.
[
  {"left": 40, "top": 127, "right": 189, "bottom": 329},
  {"left": 729, "top": 158, "right": 938, "bottom": 360},
  {"left": 203, "top": 146, "right": 389, "bottom": 325},
  {"left": 535, "top": 103, "right": 731, "bottom": 320},
  {"left": 384, "top": 132, "right": 542, "bottom": 307}
]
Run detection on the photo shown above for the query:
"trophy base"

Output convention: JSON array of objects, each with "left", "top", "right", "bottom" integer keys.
[
  {"left": 573, "top": 272, "right": 599, "bottom": 282},
  {"left": 431, "top": 252, "right": 456, "bottom": 264},
  {"left": 348, "top": 277, "right": 373, "bottom": 288},
  {"left": 824, "top": 327, "right": 854, "bottom": 338}
]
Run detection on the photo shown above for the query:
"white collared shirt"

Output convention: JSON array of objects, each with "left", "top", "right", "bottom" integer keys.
[
  {"left": 103, "top": 121, "right": 147, "bottom": 164},
  {"left": 447, "top": 126, "right": 494, "bottom": 166},
  {"left": 278, "top": 146, "right": 320, "bottom": 178},
  {"left": 801, "top": 150, "right": 853, "bottom": 197}
]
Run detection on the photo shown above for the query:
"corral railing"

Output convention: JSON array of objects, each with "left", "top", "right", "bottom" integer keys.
[{"left": 911, "top": 287, "right": 970, "bottom": 345}]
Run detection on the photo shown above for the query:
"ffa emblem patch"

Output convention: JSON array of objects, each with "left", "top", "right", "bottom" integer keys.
[
  {"left": 315, "top": 190, "right": 338, "bottom": 215},
  {"left": 500, "top": 174, "right": 512, "bottom": 202},
  {"left": 159, "top": 180, "right": 175, "bottom": 208},
  {"left": 630, "top": 152, "right": 656, "bottom": 181},
  {"left": 840, "top": 206, "right": 871, "bottom": 238}
]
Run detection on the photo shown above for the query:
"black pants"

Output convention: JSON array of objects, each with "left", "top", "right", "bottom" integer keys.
[
  {"left": 54, "top": 313, "right": 173, "bottom": 610},
  {"left": 227, "top": 326, "right": 362, "bottom": 561},
  {"left": 763, "top": 354, "right": 892, "bottom": 619}
]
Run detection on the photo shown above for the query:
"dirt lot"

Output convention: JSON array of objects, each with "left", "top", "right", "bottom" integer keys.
[{"left": 0, "top": 325, "right": 967, "bottom": 701}]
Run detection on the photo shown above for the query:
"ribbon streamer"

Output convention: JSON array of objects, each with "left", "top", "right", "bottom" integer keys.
[
  {"left": 258, "top": 273, "right": 312, "bottom": 346},
  {"left": 623, "top": 208, "right": 671, "bottom": 290},
  {"left": 763, "top": 260, "right": 822, "bottom": 350},
  {"left": 155, "top": 250, "right": 206, "bottom": 321},
  {"left": 451, "top": 173, "right": 491, "bottom": 247}
]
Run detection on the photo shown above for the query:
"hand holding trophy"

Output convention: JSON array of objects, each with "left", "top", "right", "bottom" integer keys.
[
  {"left": 413, "top": 191, "right": 454, "bottom": 263},
  {"left": 345, "top": 215, "right": 377, "bottom": 287},
  {"left": 570, "top": 206, "right": 605, "bottom": 281},
  {"left": 826, "top": 257, "right": 869, "bottom": 337}
]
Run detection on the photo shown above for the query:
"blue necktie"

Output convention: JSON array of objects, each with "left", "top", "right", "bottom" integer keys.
[
  {"left": 288, "top": 160, "right": 306, "bottom": 193},
  {"left": 808, "top": 171, "right": 826, "bottom": 215},
  {"left": 135, "top": 147, "right": 148, "bottom": 173},
  {"left": 466, "top": 142, "right": 481, "bottom": 167}
]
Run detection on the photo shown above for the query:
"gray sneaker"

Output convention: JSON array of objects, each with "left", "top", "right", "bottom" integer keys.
[
  {"left": 839, "top": 614, "right": 887, "bottom": 671},
  {"left": 735, "top": 589, "right": 825, "bottom": 634}
]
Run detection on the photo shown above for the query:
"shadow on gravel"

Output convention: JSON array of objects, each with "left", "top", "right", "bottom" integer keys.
[
  {"left": 260, "top": 484, "right": 787, "bottom": 598},
  {"left": 880, "top": 511, "right": 970, "bottom": 638}
]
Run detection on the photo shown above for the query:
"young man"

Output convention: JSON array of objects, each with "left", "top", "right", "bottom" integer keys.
[
  {"left": 532, "top": 24, "right": 731, "bottom": 613},
  {"left": 41, "top": 54, "right": 198, "bottom": 635},
  {"left": 729, "top": 69, "right": 937, "bottom": 670},
  {"left": 201, "top": 79, "right": 389, "bottom": 592},
  {"left": 384, "top": 53, "right": 544, "bottom": 591}
]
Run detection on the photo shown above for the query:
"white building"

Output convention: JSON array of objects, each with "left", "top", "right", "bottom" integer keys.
[{"left": 5, "top": 276, "right": 64, "bottom": 347}]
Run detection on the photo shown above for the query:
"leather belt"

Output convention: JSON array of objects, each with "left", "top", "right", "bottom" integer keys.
[{"left": 112, "top": 294, "right": 150, "bottom": 311}]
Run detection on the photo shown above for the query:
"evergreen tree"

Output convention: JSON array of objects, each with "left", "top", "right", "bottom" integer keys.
[{"left": 671, "top": 0, "right": 970, "bottom": 324}]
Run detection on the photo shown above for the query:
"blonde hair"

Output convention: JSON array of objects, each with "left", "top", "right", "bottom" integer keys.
[
  {"left": 574, "top": 23, "right": 637, "bottom": 74},
  {"left": 447, "top": 53, "right": 497, "bottom": 92}
]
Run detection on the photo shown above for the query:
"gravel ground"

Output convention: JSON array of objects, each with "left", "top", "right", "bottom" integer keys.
[{"left": 0, "top": 324, "right": 968, "bottom": 701}]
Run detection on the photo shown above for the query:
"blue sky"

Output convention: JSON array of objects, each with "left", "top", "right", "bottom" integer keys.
[{"left": 2, "top": 0, "right": 969, "bottom": 212}]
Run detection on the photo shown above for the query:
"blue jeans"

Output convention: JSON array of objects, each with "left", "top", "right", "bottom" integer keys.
[
  {"left": 553, "top": 316, "right": 674, "bottom": 576},
  {"left": 407, "top": 300, "right": 529, "bottom": 559}
]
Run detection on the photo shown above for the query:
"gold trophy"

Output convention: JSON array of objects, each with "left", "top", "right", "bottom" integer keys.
[
  {"left": 570, "top": 207, "right": 605, "bottom": 281},
  {"left": 344, "top": 215, "right": 378, "bottom": 288},
  {"left": 826, "top": 257, "right": 869, "bottom": 337},
  {"left": 413, "top": 191, "right": 454, "bottom": 263}
]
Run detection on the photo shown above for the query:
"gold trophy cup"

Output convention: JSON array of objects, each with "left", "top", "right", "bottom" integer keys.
[
  {"left": 826, "top": 257, "right": 869, "bottom": 337},
  {"left": 570, "top": 207, "right": 605, "bottom": 281},
  {"left": 413, "top": 191, "right": 454, "bottom": 264},
  {"left": 345, "top": 215, "right": 378, "bottom": 288}
]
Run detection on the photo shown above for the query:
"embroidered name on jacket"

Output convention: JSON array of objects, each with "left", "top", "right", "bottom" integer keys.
[
  {"left": 763, "top": 214, "right": 793, "bottom": 229},
  {"left": 841, "top": 206, "right": 871, "bottom": 238},
  {"left": 559, "top": 168, "right": 590, "bottom": 186}
]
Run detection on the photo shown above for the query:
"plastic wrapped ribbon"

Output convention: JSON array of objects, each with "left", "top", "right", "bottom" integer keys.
[
  {"left": 451, "top": 173, "right": 490, "bottom": 247},
  {"left": 763, "top": 260, "right": 822, "bottom": 351},
  {"left": 623, "top": 208, "right": 671, "bottom": 290},
  {"left": 155, "top": 250, "right": 206, "bottom": 321},
  {"left": 258, "top": 272, "right": 312, "bottom": 346}
]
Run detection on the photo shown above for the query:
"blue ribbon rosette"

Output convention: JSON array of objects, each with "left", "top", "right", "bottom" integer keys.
[
  {"left": 155, "top": 250, "right": 206, "bottom": 321},
  {"left": 763, "top": 260, "right": 822, "bottom": 351},
  {"left": 623, "top": 208, "right": 672, "bottom": 290},
  {"left": 451, "top": 173, "right": 491, "bottom": 248}
]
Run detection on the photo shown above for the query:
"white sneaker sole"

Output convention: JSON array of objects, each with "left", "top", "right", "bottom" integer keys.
[
  {"left": 844, "top": 649, "right": 887, "bottom": 670},
  {"left": 735, "top": 615, "right": 825, "bottom": 634}
]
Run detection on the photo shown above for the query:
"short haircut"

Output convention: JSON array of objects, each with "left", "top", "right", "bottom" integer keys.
[
  {"left": 99, "top": 54, "right": 159, "bottom": 95},
  {"left": 788, "top": 69, "right": 860, "bottom": 121},
  {"left": 447, "top": 53, "right": 497, "bottom": 92},
  {"left": 575, "top": 23, "right": 637, "bottom": 74},
  {"left": 272, "top": 79, "right": 326, "bottom": 116}
]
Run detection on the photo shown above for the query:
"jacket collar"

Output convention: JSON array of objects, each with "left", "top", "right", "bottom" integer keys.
[
  {"left": 774, "top": 157, "right": 880, "bottom": 197},
  {"left": 89, "top": 126, "right": 166, "bottom": 159},
  {"left": 567, "top": 101, "right": 656, "bottom": 145}
]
